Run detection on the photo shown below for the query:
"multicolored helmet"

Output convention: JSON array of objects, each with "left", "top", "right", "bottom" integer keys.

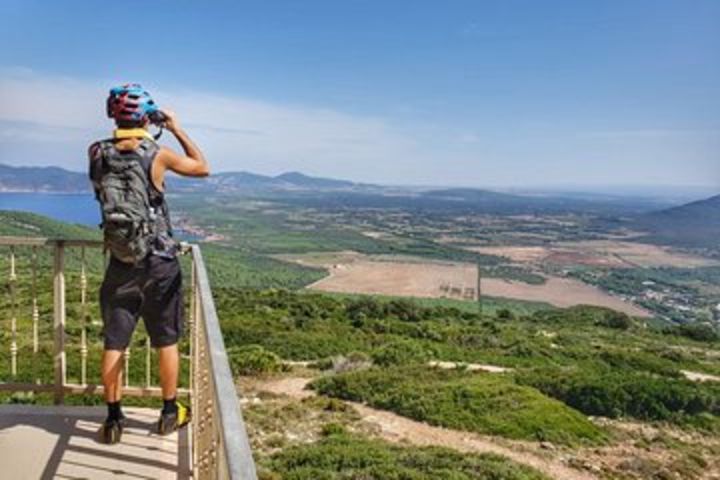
[{"left": 106, "top": 84, "right": 159, "bottom": 126}]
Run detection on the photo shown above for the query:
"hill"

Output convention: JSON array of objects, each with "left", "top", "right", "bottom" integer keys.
[
  {"left": 0, "top": 210, "right": 98, "bottom": 239},
  {"left": 0, "top": 164, "right": 89, "bottom": 193},
  {"left": 166, "top": 170, "right": 360, "bottom": 192},
  {"left": 0, "top": 162, "right": 362, "bottom": 194},
  {"left": 636, "top": 194, "right": 720, "bottom": 248}
]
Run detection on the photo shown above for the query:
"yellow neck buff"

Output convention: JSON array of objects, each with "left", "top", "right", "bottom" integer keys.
[{"left": 113, "top": 128, "right": 155, "bottom": 141}]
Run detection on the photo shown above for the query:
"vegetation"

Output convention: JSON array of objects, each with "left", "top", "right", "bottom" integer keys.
[
  {"left": 264, "top": 432, "right": 550, "bottom": 480},
  {"left": 312, "top": 365, "right": 607, "bottom": 445},
  {"left": 0, "top": 210, "right": 98, "bottom": 239},
  {"left": 228, "top": 344, "right": 284, "bottom": 376},
  {"left": 201, "top": 243, "right": 326, "bottom": 289},
  {"left": 665, "top": 322, "right": 720, "bottom": 342},
  {"left": 516, "top": 367, "right": 720, "bottom": 430}
]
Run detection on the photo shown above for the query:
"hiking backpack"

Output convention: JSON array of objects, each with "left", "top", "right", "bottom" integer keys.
[{"left": 90, "top": 139, "right": 159, "bottom": 265}]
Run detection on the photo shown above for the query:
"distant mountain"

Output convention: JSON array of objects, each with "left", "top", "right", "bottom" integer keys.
[
  {"left": 0, "top": 164, "right": 89, "bottom": 193},
  {"left": 0, "top": 163, "right": 362, "bottom": 194},
  {"left": 167, "top": 170, "right": 361, "bottom": 192},
  {"left": 636, "top": 194, "right": 720, "bottom": 248},
  {"left": 275, "top": 171, "right": 355, "bottom": 189}
]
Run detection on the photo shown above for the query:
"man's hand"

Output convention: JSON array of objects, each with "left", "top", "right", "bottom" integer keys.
[{"left": 161, "top": 109, "right": 181, "bottom": 134}]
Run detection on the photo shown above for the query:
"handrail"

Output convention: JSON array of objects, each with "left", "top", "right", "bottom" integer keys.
[
  {"left": 190, "top": 245, "right": 258, "bottom": 479},
  {"left": 0, "top": 237, "right": 258, "bottom": 479}
]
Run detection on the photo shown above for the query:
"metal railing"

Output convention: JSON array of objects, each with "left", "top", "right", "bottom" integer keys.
[{"left": 0, "top": 237, "right": 257, "bottom": 480}]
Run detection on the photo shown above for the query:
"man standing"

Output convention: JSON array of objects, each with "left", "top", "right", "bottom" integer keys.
[{"left": 89, "top": 84, "right": 209, "bottom": 444}]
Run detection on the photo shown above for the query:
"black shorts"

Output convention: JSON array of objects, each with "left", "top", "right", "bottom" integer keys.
[{"left": 100, "top": 254, "right": 184, "bottom": 350}]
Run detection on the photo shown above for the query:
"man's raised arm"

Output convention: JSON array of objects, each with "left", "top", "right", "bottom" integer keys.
[{"left": 157, "top": 110, "right": 209, "bottom": 177}]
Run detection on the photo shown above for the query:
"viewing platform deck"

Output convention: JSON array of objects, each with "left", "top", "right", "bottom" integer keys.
[
  {"left": 0, "top": 237, "right": 257, "bottom": 479},
  {"left": 0, "top": 405, "right": 190, "bottom": 480}
]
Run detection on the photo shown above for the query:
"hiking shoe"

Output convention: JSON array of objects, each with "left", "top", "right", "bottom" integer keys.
[
  {"left": 157, "top": 401, "right": 191, "bottom": 435},
  {"left": 98, "top": 417, "right": 125, "bottom": 444}
]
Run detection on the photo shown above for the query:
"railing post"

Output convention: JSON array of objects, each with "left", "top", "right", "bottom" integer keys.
[{"left": 53, "top": 241, "right": 66, "bottom": 405}]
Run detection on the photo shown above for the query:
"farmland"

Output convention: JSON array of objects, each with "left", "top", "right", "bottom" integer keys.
[{"left": 173, "top": 189, "right": 718, "bottom": 323}]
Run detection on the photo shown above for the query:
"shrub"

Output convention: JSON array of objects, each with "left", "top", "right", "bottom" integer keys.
[
  {"left": 596, "top": 311, "right": 633, "bottom": 330},
  {"left": 228, "top": 344, "right": 283, "bottom": 376},
  {"left": 266, "top": 433, "right": 550, "bottom": 480},
  {"left": 370, "top": 339, "right": 433, "bottom": 366},
  {"left": 517, "top": 367, "right": 720, "bottom": 427},
  {"left": 311, "top": 365, "right": 606, "bottom": 445},
  {"left": 665, "top": 323, "right": 719, "bottom": 343},
  {"left": 320, "top": 422, "right": 346, "bottom": 436},
  {"left": 496, "top": 308, "right": 515, "bottom": 321}
]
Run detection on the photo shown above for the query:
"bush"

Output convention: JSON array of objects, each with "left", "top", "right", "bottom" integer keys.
[
  {"left": 228, "top": 344, "right": 283, "bottom": 376},
  {"left": 665, "top": 323, "right": 719, "bottom": 343},
  {"left": 370, "top": 339, "right": 433, "bottom": 366},
  {"left": 311, "top": 365, "right": 606, "bottom": 445},
  {"left": 496, "top": 308, "right": 515, "bottom": 321},
  {"left": 320, "top": 422, "right": 346, "bottom": 436},
  {"left": 266, "top": 433, "right": 550, "bottom": 480},
  {"left": 596, "top": 311, "right": 633, "bottom": 330},
  {"left": 517, "top": 367, "right": 720, "bottom": 427}
]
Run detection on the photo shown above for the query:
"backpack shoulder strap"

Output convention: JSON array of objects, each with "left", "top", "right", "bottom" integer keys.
[
  {"left": 134, "top": 138, "right": 162, "bottom": 194},
  {"left": 136, "top": 138, "right": 159, "bottom": 171},
  {"left": 88, "top": 138, "right": 115, "bottom": 193}
]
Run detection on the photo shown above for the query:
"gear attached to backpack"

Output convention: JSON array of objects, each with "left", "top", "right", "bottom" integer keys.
[{"left": 90, "top": 138, "right": 161, "bottom": 265}]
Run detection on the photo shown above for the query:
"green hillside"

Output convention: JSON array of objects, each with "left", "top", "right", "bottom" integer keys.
[{"left": 0, "top": 210, "right": 99, "bottom": 239}]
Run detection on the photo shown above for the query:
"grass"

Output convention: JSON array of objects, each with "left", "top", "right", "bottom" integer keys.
[{"left": 311, "top": 365, "right": 607, "bottom": 446}]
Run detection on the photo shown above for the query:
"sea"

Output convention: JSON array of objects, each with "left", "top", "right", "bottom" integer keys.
[
  {"left": 0, "top": 193, "right": 201, "bottom": 240},
  {"left": 0, "top": 192, "right": 100, "bottom": 226}
]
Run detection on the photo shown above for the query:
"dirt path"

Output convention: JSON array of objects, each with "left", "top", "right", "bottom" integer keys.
[
  {"left": 284, "top": 360, "right": 513, "bottom": 374},
  {"left": 255, "top": 376, "right": 598, "bottom": 480},
  {"left": 682, "top": 370, "right": 720, "bottom": 383},
  {"left": 428, "top": 360, "right": 512, "bottom": 373}
]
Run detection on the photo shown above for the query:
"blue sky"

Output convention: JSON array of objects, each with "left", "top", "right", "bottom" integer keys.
[{"left": 0, "top": 0, "right": 718, "bottom": 188}]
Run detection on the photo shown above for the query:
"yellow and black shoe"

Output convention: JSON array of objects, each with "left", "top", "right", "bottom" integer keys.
[
  {"left": 157, "top": 401, "right": 191, "bottom": 435},
  {"left": 98, "top": 417, "right": 125, "bottom": 444}
]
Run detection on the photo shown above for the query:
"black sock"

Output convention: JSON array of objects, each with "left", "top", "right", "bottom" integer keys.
[
  {"left": 162, "top": 397, "right": 178, "bottom": 415},
  {"left": 107, "top": 401, "right": 123, "bottom": 421}
]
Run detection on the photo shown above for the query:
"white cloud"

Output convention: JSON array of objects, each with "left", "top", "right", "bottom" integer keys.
[
  {"left": 0, "top": 69, "right": 425, "bottom": 179},
  {"left": 0, "top": 69, "right": 717, "bottom": 188}
]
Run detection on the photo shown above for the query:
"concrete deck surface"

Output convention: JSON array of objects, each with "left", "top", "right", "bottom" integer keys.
[{"left": 0, "top": 404, "right": 190, "bottom": 480}]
